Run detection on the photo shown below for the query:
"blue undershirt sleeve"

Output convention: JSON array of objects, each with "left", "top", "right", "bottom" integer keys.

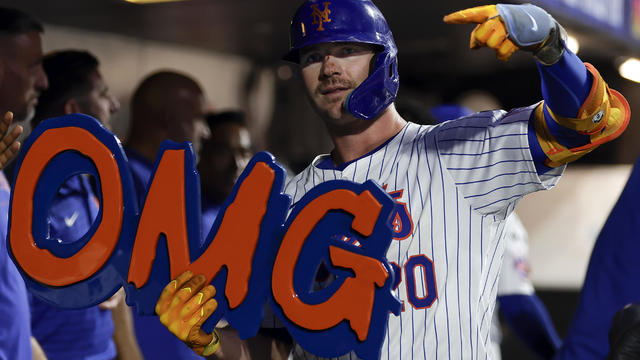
[
  {"left": 498, "top": 294, "right": 562, "bottom": 359},
  {"left": 529, "top": 49, "right": 594, "bottom": 174}
]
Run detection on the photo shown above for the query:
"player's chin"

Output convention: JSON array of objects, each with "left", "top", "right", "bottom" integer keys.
[
  {"left": 321, "top": 104, "right": 346, "bottom": 121},
  {"left": 310, "top": 99, "right": 340, "bottom": 120}
]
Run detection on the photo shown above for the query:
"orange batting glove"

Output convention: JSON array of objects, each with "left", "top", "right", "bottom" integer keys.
[
  {"left": 155, "top": 270, "right": 221, "bottom": 356},
  {"left": 444, "top": 5, "right": 518, "bottom": 62}
]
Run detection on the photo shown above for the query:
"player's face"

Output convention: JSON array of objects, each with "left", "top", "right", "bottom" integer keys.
[
  {"left": 199, "top": 122, "right": 252, "bottom": 202},
  {"left": 0, "top": 31, "right": 48, "bottom": 123},
  {"left": 300, "top": 42, "right": 375, "bottom": 121},
  {"left": 75, "top": 70, "right": 120, "bottom": 130}
]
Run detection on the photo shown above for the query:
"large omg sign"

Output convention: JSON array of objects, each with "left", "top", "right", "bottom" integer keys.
[{"left": 8, "top": 114, "right": 401, "bottom": 359}]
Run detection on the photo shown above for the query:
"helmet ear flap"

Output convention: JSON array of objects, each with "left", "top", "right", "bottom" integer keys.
[{"left": 345, "top": 48, "right": 399, "bottom": 120}]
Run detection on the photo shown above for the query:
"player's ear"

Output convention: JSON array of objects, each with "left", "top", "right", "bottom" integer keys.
[{"left": 63, "top": 98, "right": 81, "bottom": 115}]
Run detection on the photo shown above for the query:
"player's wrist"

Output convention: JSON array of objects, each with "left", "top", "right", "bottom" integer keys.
[
  {"left": 534, "top": 24, "right": 567, "bottom": 66},
  {"left": 202, "top": 329, "right": 221, "bottom": 356}
]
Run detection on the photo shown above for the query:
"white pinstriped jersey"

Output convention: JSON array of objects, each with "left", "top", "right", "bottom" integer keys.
[{"left": 285, "top": 104, "right": 564, "bottom": 360}]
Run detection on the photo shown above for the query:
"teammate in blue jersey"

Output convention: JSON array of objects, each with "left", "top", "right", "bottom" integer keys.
[
  {"left": 554, "top": 153, "right": 640, "bottom": 360},
  {"left": 0, "top": 7, "right": 48, "bottom": 360},
  {"left": 29, "top": 49, "right": 142, "bottom": 360},
  {"left": 157, "top": 1, "right": 630, "bottom": 359},
  {"left": 124, "top": 70, "right": 212, "bottom": 360}
]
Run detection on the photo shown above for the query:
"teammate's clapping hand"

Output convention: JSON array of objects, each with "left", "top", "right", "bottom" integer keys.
[
  {"left": 444, "top": 4, "right": 562, "bottom": 63},
  {"left": 155, "top": 270, "right": 220, "bottom": 356},
  {"left": 0, "top": 111, "right": 23, "bottom": 169}
]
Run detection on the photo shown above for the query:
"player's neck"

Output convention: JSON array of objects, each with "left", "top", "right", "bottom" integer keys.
[{"left": 329, "top": 105, "right": 407, "bottom": 165}]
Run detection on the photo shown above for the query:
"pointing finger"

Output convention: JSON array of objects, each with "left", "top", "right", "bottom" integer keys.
[{"left": 443, "top": 5, "right": 499, "bottom": 25}]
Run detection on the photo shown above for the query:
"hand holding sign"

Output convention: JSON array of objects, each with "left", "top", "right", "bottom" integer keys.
[
  {"left": 155, "top": 270, "right": 220, "bottom": 356},
  {"left": 10, "top": 114, "right": 401, "bottom": 359},
  {"left": 0, "top": 111, "right": 23, "bottom": 168}
]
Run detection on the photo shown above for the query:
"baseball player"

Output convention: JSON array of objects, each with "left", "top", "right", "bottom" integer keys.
[
  {"left": 155, "top": 1, "right": 630, "bottom": 359},
  {"left": 554, "top": 153, "right": 640, "bottom": 360},
  {"left": 28, "top": 50, "right": 141, "bottom": 360}
]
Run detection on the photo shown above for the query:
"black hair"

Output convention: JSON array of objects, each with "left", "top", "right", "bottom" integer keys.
[
  {"left": 205, "top": 110, "right": 246, "bottom": 129},
  {"left": 0, "top": 7, "right": 43, "bottom": 34},
  {"left": 608, "top": 303, "right": 640, "bottom": 360},
  {"left": 32, "top": 50, "right": 99, "bottom": 127}
]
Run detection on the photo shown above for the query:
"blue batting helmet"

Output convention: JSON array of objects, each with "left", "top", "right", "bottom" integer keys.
[{"left": 284, "top": 0, "right": 399, "bottom": 120}]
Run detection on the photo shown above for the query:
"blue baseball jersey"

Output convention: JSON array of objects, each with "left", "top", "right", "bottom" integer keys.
[
  {"left": 125, "top": 147, "right": 206, "bottom": 360},
  {"left": 0, "top": 171, "right": 33, "bottom": 360},
  {"left": 201, "top": 198, "right": 220, "bottom": 239},
  {"left": 30, "top": 174, "right": 116, "bottom": 360},
  {"left": 556, "top": 155, "right": 640, "bottom": 360}
]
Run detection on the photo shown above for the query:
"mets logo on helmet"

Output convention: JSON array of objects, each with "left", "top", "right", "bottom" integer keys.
[{"left": 311, "top": 2, "right": 331, "bottom": 31}]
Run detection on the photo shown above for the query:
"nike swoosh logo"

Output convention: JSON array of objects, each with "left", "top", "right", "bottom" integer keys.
[
  {"left": 64, "top": 211, "right": 79, "bottom": 227},
  {"left": 526, "top": 12, "right": 538, "bottom": 31}
]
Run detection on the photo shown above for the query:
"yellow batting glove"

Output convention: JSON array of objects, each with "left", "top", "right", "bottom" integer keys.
[
  {"left": 155, "top": 271, "right": 221, "bottom": 356},
  {"left": 444, "top": 5, "right": 519, "bottom": 61}
]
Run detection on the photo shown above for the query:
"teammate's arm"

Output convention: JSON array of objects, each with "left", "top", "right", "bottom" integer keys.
[
  {"left": 499, "top": 294, "right": 561, "bottom": 359},
  {"left": 110, "top": 292, "right": 144, "bottom": 360},
  {"left": 444, "top": 4, "right": 630, "bottom": 172},
  {"left": 31, "top": 336, "right": 47, "bottom": 360},
  {"left": 155, "top": 271, "right": 221, "bottom": 357}
]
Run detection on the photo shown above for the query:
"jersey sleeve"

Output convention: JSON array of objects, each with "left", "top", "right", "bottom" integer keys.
[{"left": 434, "top": 106, "right": 564, "bottom": 216}]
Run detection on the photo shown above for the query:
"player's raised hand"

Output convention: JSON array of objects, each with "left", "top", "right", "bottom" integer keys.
[
  {"left": 444, "top": 5, "right": 517, "bottom": 61},
  {"left": 443, "top": 4, "right": 498, "bottom": 25},
  {"left": 444, "top": 4, "right": 563, "bottom": 64},
  {"left": 0, "top": 111, "right": 23, "bottom": 169},
  {"left": 155, "top": 270, "right": 220, "bottom": 356}
]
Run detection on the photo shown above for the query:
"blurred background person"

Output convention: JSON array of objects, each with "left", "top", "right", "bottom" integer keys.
[
  {"left": 490, "top": 213, "right": 562, "bottom": 359},
  {"left": 30, "top": 49, "right": 142, "bottom": 360},
  {"left": 125, "top": 70, "right": 210, "bottom": 197},
  {"left": 124, "top": 70, "right": 211, "bottom": 360},
  {"left": 198, "top": 109, "right": 292, "bottom": 359},
  {"left": 556, "top": 150, "right": 640, "bottom": 359},
  {"left": 198, "top": 110, "right": 252, "bottom": 232}
]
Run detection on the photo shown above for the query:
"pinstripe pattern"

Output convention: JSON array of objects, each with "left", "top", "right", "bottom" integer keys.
[{"left": 287, "top": 105, "right": 564, "bottom": 359}]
